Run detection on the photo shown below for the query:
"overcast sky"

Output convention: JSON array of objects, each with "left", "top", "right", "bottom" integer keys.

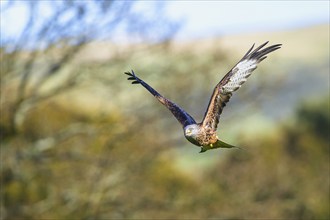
[
  {"left": 1, "top": 1, "right": 329, "bottom": 42},
  {"left": 165, "top": 1, "right": 329, "bottom": 40}
]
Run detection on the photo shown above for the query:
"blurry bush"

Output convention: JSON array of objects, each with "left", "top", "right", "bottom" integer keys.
[{"left": 2, "top": 94, "right": 328, "bottom": 218}]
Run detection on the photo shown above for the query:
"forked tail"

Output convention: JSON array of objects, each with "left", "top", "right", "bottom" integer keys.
[{"left": 200, "top": 139, "right": 243, "bottom": 153}]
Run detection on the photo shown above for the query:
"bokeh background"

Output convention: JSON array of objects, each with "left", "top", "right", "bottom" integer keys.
[{"left": 1, "top": 1, "right": 329, "bottom": 219}]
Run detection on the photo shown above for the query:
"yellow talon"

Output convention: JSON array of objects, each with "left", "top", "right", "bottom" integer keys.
[{"left": 210, "top": 144, "right": 213, "bottom": 148}]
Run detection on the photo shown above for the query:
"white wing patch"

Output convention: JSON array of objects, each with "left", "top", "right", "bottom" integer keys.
[{"left": 222, "top": 59, "right": 258, "bottom": 93}]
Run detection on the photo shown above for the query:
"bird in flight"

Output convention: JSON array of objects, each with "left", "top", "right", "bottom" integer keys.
[{"left": 125, "top": 41, "right": 281, "bottom": 153}]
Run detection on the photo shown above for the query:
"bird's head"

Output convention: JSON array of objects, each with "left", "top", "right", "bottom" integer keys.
[
  {"left": 184, "top": 124, "right": 199, "bottom": 137},
  {"left": 184, "top": 124, "right": 200, "bottom": 146}
]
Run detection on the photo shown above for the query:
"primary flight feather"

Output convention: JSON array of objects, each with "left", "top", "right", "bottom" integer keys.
[{"left": 125, "top": 41, "right": 281, "bottom": 153}]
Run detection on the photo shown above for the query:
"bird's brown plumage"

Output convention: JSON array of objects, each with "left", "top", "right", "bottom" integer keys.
[
  {"left": 125, "top": 41, "right": 281, "bottom": 152},
  {"left": 200, "top": 41, "right": 282, "bottom": 132}
]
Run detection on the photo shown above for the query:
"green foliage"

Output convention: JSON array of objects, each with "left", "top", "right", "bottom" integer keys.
[
  {"left": 296, "top": 98, "right": 329, "bottom": 141},
  {"left": 2, "top": 94, "right": 329, "bottom": 219}
]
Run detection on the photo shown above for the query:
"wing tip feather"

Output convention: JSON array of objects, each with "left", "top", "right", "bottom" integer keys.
[
  {"left": 125, "top": 69, "right": 141, "bottom": 84},
  {"left": 247, "top": 42, "right": 281, "bottom": 62}
]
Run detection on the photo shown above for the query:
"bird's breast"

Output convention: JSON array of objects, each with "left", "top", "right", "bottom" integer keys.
[
  {"left": 184, "top": 127, "right": 218, "bottom": 147},
  {"left": 185, "top": 135, "right": 201, "bottom": 146}
]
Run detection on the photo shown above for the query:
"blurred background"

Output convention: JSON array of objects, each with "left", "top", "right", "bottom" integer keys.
[{"left": 1, "top": 1, "right": 329, "bottom": 219}]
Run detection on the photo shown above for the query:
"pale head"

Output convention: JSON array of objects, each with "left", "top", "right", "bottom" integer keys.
[{"left": 183, "top": 124, "right": 201, "bottom": 146}]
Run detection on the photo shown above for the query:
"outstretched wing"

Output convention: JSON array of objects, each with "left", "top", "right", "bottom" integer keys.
[
  {"left": 201, "top": 41, "right": 282, "bottom": 131},
  {"left": 125, "top": 70, "right": 196, "bottom": 127}
]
